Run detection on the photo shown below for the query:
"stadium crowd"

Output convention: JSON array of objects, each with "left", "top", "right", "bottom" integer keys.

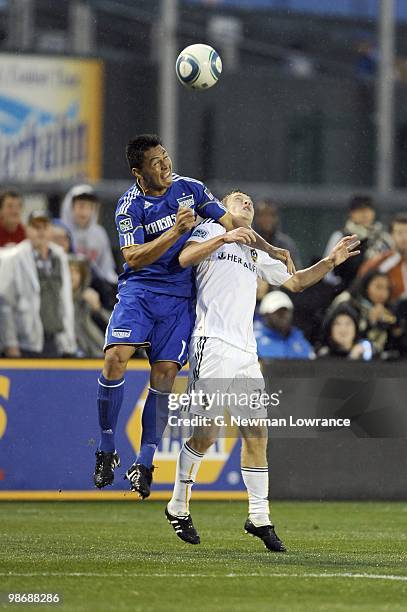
[{"left": 0, "top": 187, "right": 407, "bottom": 362}]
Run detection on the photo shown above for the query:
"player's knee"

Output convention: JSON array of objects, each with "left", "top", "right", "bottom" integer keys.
[
  {"left": 150, "top": 362, "right": 178, "bottom": 392},
  {"left": 103, "top": 347, "right": 129, "bottom": 379},
  {"left": 189, "top": 434, "right": 215, "bottom": 454}
]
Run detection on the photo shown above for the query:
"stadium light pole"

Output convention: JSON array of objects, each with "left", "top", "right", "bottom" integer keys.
[
  {"left": 158, "top": 0, "right": 178, "bottom": 167},
  {"left": 376, "top": 0, "right": 395, "bottom": 194}
]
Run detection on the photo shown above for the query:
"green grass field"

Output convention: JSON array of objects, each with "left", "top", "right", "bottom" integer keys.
[{"left": 1, "top": 501, "right": 406, "bottom": 611}]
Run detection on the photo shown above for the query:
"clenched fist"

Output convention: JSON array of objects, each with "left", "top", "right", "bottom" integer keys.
[
  {"left": 223, "top": 227, "right": 256, "bottom": 245},
  {"left": 174, "top": 207, "right": 195, "bottom": 235}
]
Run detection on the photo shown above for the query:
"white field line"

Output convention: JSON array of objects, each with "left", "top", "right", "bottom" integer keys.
[{"left": 0, "top": 572, "right": 406, "bottom": 581}]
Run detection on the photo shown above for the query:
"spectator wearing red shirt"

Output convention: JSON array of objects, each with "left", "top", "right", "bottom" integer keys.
[
  {"left": 359, "top": 213, "right": 407, "bottom": 303},
  {"left": 0, "top": 190, "right": 26, "bottom": 248}
]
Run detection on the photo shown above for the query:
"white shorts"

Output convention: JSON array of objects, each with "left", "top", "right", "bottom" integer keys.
[{"left": 187, "top": 336, "right": 267, "bottom": 419}]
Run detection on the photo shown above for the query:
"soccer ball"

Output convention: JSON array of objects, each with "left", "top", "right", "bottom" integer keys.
[{"left": 175, "top": 44, "right": 222, "bottom": 90}]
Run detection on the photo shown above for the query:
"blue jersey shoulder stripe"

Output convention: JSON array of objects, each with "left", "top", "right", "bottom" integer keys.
[
  {"left": 172, "top": 175, "right": 204, "bottom": 187},
  {"left": 117, "top": 184, "right": 140, "bottom": 216}
]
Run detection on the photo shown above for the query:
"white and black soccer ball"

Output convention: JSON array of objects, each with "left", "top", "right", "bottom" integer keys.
[{"left": 175, "top": 44, "right": 222, "bottom": 90}]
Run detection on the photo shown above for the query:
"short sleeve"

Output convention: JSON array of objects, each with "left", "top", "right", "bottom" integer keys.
[
  {"left": 257, "top": 252, "right": 292, "bottom": 286},
  {"left": 195, "top": 183, "right": 227, "bottom": 221},
  {"left": 187, "top": 221, "right": 225, "bottom": 244},
  {"left": 115, "top": 201, "right": 144, "bottom": 249}
]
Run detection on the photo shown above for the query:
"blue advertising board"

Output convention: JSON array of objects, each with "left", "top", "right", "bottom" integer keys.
[{"left": 0, "top": 360, "right": 245, "bottom": 500}]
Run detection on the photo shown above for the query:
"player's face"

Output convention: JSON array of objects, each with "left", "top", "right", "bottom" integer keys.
[
  {"left": 392, "top": 222, "right": 407, "bottom": 255},
  {"left": 135, "top": 145, "right": 173, "bottom": 195},
  {"left": 227, "top": 192, "right": 254, "bottom": 225}
]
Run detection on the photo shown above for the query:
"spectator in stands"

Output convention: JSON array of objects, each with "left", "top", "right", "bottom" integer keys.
[
  {"left": 253, "top": 200, "right": 303, "bottom": 268},
  {"left": 255, "top": 291, "right": 314, "bottom": 359},
  {"left": 0, "top": 190, "right": 26, "bottom": 248},
  {"left": 324, "top": 195, "right": 391, "bottom": 290},
  {"left": 50, "top": 220, "right": 75, "bottom": 254},
  {"left": 317, "top": 306, "right": 372, "bottom": 360},
  {"left": 359, "top": 213, "right": 407, "bottom": 303},
  {"left": 330, "top": 270, "right": 403, "bottom": 359},
  {"left": 69, "top": 255, "right": 111, "bottom": 358},
  {"left": 61, "top": 185, "right": 117, "bottom": 307},
  {"left": 0, "top": 211, "right": 76, "bottom": 358}
]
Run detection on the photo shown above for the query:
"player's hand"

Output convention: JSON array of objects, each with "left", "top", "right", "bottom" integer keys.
[
  {"left": 223, "top": 227, "right": 256, "bottom": 245},
  {"left": 328, "top": 234, "right": 361, "bottom": 267},
  {"left": 268, "top": 247, "right": 296, "bottom": 275},
  {"left": 174, "top": 207, "right": 195, "bottom": 235}
]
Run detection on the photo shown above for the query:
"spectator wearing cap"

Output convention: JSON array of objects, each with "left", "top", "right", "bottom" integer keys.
[
  {"left": 255, "top": 291, "right": 314, "bottom": 360},
  {"left": 359, "top": 213, "right": 407, "bottom": 303},
  {"left": 60, "top": 186, "right": 117, "bottom": 306},
  {"left": 253, "top": 200, "right": 303, "bottom": 269},
  {"left": 0, "top": 190, "right": 26, "bottom": 248},
  {"left": 0, "top": 210, "right": 76, "bottom": 358},
  {"left": 323, "top": 195, "right": 392, "bottom": 290}
]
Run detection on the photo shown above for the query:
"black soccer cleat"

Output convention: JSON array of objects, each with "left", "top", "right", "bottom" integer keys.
[
  {"left": 244, "top": 518, "right": 286, "bottom": 552},
  {"left": 125, "top": 463, "right": 154, "bottom": 499},
  {"left": 165, "top": 506, "right": 200, "bottom": 545},
  {"left": 93, "top": 450, "right": 120, "bottom": 489}
]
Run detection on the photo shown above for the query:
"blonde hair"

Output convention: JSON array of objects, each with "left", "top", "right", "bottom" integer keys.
[{"left": 222, "top": 189, "right": 251, "bottom": 208}]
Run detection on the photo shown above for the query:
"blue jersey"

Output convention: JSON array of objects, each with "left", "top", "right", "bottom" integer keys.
[{"left": 115, "top": 173, "right": 227, "bottom": 297}]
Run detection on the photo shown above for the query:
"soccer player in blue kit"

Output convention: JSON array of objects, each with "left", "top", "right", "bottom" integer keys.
[{"left": 93, "top": 134, "right": 295, "bottom": 498}]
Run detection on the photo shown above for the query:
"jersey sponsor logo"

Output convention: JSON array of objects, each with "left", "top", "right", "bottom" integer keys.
[
  {"left": 177, "top": 194, "right": 195, "bottom": 209},
  {"left": 144, "top": 201, "right": 154, "bottom": 209},
  {"left": 145, "top": 213, "right": 177, "bottom": 235},
  {"left": 218, "top": 251, "right": 257, "bottom": 272},
  {"left": 112, "top": 328, "right": 132, "bottom": 338},
  {"left": 250, "top": 249, "right": 258, "bottom": 262},
  {"left": 118, "top": 217, "right": 133, "bottom": 233},
  {"left": 192, "top": 228, "right": 209, "bottom": 239},
  {"left": 204, "top": 187, "right": 215, "bottom": 201}
]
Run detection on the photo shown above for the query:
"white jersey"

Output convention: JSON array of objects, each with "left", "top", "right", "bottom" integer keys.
[{"left": 189, "top": 220, "right": 291, "bottom": 353}]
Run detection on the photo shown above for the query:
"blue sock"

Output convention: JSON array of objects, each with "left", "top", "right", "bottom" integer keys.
[
  {"left": 137, "top": 387, "right": 170, "bottom": 468},
  {"left": 97, "top": 374, "right": 125, "bottom": 452}
]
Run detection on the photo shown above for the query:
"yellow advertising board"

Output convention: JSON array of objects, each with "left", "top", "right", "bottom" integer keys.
[{"left": 0, "top": 54, "right": 103, "bottom": 181}]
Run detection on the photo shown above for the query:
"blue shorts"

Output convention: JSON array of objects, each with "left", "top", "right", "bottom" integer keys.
[{"left": 104, "top": 286, "right": 195, "bottom": 367}]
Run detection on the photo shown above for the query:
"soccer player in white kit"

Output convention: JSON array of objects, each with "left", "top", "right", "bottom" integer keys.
[{"left": 166, "top": 191, "right": 360, "bottom": 551}]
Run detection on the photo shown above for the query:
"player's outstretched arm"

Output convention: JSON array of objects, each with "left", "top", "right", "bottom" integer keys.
[
  {"left": 218, "top": 211, "right": 296, "bottom": 274},
  {"left": 179, "top": 227, "right": 256, "bottom": 268},
  {"left": 282, "top": 234, "right": 360, "bottom": 293},
  {"left": 123, "top": 208, "right": 194, "bottom": 270}
]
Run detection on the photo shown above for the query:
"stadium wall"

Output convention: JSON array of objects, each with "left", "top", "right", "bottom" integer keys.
[{"left": 0, "top": 359, "right": 405, "bottom": 501}]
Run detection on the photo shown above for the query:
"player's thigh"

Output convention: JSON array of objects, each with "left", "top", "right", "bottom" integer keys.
[
  {"left": 203, "top": 345, "right": 266, "bottom": 420},
  {"left": 188, "top": 337, "right": 231, "bottom": 417},
  {"left": 149, "top": 295, "right": 194, "bottom": 368},
  {"left": 104, "top": 289, "right": 154, "bottom": 352}
]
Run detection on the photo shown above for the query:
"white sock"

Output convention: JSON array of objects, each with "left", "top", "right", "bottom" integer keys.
[
  {"left": 241, "top": 466, "right": 270, "bottom": 527},
  {"left": 167, "top": 442, "right": 204, "bottom": 517}
]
